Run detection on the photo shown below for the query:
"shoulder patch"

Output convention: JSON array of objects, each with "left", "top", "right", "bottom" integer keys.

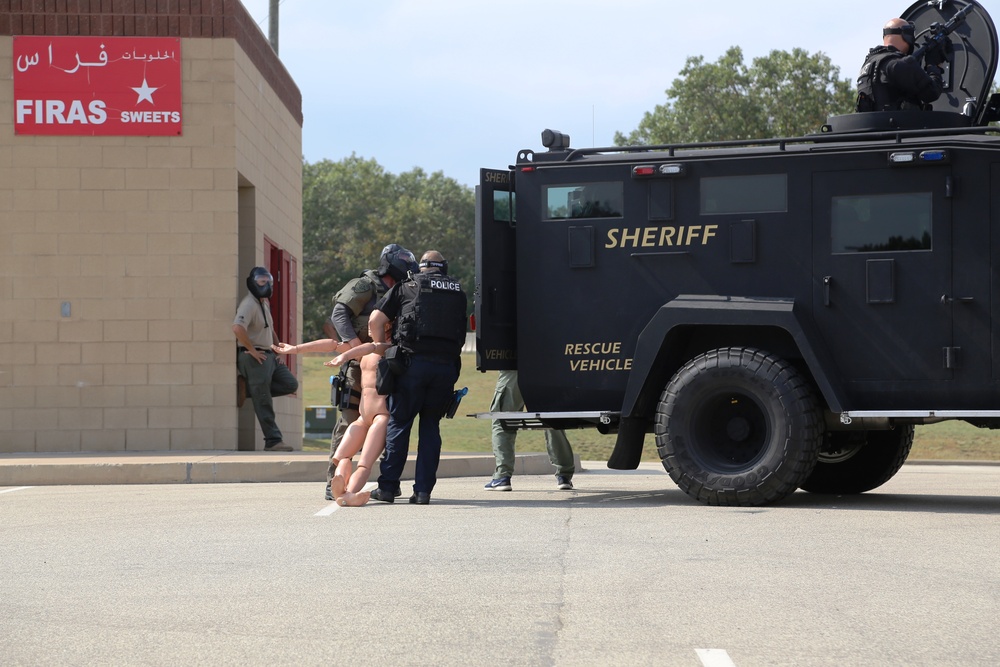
[{"left": 352, "top": 277, "right": 374, "bottom": 294}]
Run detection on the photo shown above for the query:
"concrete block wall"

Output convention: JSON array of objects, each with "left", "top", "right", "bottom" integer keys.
[{"left": 0, "top": 1, "right": 303, "bottom": 453}]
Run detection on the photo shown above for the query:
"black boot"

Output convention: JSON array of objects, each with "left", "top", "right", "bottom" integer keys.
[{"left": 370, "top": 488, "right": 396, "bottom": 503}]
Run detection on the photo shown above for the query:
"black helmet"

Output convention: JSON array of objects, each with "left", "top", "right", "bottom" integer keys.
[
  {"left": 377, "top": 244, "right": 417, "bottom": 282},
  {"left": 246, "top": 266, "right": 273, "bottom": 299}
]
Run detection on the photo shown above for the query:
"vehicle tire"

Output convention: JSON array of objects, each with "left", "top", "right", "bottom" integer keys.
[
  {"left": 655, "top": 347, "right": 823, "bottom": 506},
  {"left": 799, "top": 426, "right": 914, "bottom": 495}
]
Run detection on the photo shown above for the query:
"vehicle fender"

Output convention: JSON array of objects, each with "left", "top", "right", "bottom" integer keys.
[{"left": 608, "top": 295, "right": 846, "bottom": 470}]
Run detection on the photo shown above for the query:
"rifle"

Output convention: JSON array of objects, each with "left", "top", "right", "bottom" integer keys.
[{"left": 912, "top": 4, "right": 974, "bottom": 61}]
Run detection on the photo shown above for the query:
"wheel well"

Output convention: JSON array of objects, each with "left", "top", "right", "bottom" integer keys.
[{"left": 632, "top": 325, "right": 812, "bottom": 419}]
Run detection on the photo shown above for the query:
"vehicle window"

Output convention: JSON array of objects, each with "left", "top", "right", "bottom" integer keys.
[
  {"left": 493, "top": 190, "right": 515, "bottom": 222},
  {"left": 831, "top": 192, "right": 932, "bottom": 253},
  {"left": 545, "top": 182, "right": 623, "bottom": 220},
  {"left": 700, "top": 174, "right": 787, "bottom": 215}
]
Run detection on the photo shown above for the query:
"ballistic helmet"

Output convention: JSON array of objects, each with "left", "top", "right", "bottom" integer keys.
[
  {"left": 377, "top": 244, "right": 418, "bottom": 282},
  {"left": 246, "top": 266, "right": 273, "bottom": 299}
]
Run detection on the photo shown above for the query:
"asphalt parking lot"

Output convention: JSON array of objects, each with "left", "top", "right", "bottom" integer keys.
[{"left": 2, "top": 463, "right": 998, "bottom": 666}]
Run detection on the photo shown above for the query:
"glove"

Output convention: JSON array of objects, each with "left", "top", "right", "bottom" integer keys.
[{"left": 924, "top": 38, "right": 953, "bottom": 66}]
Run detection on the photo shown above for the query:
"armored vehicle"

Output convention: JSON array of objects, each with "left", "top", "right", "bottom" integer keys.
[{"left": 474, "top": 0, "right": 1000, "bottom": 505}]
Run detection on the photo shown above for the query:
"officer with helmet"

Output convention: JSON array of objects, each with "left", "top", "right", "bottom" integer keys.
[
  {"left": 233, "top": 266, "right": 299, "bottom": 451},
  {"left": 320, "top": 244, "right": 416, "bottom": 498},
  {"left": 368, "top": 250, "right": 468, "bottom": 505},
  {"left": 856, "top": 17, "right": 946, "bottom": 112}
]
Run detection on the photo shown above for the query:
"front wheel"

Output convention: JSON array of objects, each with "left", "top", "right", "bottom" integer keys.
[
  {"left": 655, "top": 347, "right": 823, "bottom": 506},
  {"left": 799, "top": 426, "right": 914, "bottom": 495}
]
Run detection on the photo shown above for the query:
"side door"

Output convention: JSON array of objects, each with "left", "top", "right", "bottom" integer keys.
[
  {"left": 812, "top": 166, "right": 953, "bottom": 385},
  {"left": 474, "top": 168, "right": 517, "bottom": 370}
]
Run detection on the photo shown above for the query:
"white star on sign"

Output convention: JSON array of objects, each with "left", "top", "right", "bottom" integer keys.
[{"left": 131, "top": 78, "right": 158, "bottom": 105}]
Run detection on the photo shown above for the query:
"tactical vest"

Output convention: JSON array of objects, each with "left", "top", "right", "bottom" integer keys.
[
  {"left": 396, "top": 272, "right": 467, "bottom": 356},
  {"left": 334, "top": 269, "right": 386, "bottom": 343},
  {"left": 856, "top": 47, "right": 906, "bottom": 112}
]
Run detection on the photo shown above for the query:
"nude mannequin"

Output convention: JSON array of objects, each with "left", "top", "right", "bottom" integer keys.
[{"left": 327, "top": 331, "right": 392, "bottom": 507}]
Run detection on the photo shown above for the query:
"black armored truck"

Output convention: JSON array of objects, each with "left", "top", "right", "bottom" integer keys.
[{"left": 474, "top": 0, "right": 1000, "bottom": 505}]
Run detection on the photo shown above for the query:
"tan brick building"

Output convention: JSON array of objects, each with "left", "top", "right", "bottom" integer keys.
[{"left": 0, "top": 1, "right": 304, "bottom": 453}]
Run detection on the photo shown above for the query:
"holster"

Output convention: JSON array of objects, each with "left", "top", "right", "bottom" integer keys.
[
  {"left": 334, "top": 362, "right": 362, "bottom": 410},
  {"left": 375, "top": 357, "right": 395, "bottom": 396},
  {"left": 329, "top": 374, "right": 340, "bottom": 407},
  {"left": 443, "top": 387, "right": 468, "bottom": 419},
  {"left": 384, "top": 345, "right": 409, "bottom": 375}
]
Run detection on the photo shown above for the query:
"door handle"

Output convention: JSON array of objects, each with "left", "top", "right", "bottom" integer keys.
[{"left": 940, "top": 295, "right": 974, "bottom": 304}]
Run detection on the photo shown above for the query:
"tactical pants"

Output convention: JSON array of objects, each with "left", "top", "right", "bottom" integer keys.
[
  {"left": 237, "top": 349, "right": 298, "bottom": 448},
  {"left": 490, "top": 369, "right": 575, "bottom": 479},
  {"left": 377, "top": 355, "right": 459, "bottom": 496},
  {"left": 327, "top": 360, "right": 361, "bottom": 482}
]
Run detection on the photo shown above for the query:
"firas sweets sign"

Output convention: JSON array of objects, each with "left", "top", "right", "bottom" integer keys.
[{"left": 13, "top": 36, "right": 182, "bottom": 136}]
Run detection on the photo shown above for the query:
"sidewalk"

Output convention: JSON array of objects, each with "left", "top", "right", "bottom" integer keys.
[{"left": 0, "top": 450, "right": 583, "bottom": 486}]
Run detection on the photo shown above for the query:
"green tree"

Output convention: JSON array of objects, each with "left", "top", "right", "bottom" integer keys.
[
  {"left": 301, "top": 156, "right": 475, "bottom": 341},
  {"left": 615, "top": 47, "right": 855, "bottom": 145}
]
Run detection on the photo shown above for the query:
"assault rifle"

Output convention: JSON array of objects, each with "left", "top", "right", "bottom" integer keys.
[{"left": 912, "top": 4, "right": 974, "bottom": 61}]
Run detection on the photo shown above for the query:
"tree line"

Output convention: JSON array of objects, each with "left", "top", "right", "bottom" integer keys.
[{"left": 301, "top": 155, "right": 476, "bottom": 340}]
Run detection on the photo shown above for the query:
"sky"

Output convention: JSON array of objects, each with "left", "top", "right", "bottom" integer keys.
[{"left": 238, "top": 0, "right": 998, "bottom": 189}]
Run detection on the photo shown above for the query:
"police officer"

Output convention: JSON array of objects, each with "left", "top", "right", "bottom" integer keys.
[
  {"left": 368, "top": 250, "right": 468, "bottom": 505},
  {"left": 321, "top": 244, "right": 416, "bottom": 499},
  {"left": 856, "top": 18, "right": 946, "bottom": 112},
  {"left": 233, "top": 267, "right": 298, "bottom": 451}
]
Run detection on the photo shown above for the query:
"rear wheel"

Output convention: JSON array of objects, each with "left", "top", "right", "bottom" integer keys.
[
  {"left": 655, "top": 347, "right": 823, "bottom": 506},
  {"left": 799, "top": 426, "right": 914, "bottom": 494}
]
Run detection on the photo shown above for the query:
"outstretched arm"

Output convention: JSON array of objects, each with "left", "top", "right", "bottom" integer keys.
[
  {"left": 272, "top": 338, "right": 349, "bottom": 355},
  {"left": 329, "top": 341, "right": 391, "bottom": 366}
]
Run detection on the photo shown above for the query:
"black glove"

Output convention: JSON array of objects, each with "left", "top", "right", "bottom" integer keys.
[{"left": 924, "top": 38, "right": 953, "bottom": 66}]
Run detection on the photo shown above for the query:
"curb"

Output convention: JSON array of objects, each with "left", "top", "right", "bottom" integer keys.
[{"left": 0, "top": 451, "right": 583, "bottom": 486}]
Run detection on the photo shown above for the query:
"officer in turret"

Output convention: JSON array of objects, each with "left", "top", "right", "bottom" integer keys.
[
  {"left": 367, "top": 250, "right": 468, "bottom": 505},
  {"left": 856, "top": 18, "right": 947, "bottom": 112}
]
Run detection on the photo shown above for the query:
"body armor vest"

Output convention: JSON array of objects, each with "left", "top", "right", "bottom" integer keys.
[
  {"left": 396, "top": 272, "right": 467, "bottom": 355},
  {"left": 856, "top": 47, "right": 906, "bottom": 112},
  {"left": 334, "top": 269, "right": 386, "bottom": 343}
]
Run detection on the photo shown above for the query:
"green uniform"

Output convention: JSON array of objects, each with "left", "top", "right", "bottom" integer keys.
[
  {"left": 490, "top": 369, "right": 575, "bottom": 479},
  {"left": 326, "top": 270, "right": 388, "bottom": 482},
  {"left": 333, "top": 269, "right": 384, "bottom": 343}
]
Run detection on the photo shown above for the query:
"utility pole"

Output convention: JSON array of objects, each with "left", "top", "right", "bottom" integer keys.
[{"left": 268, "top": 0, "right": 279, "bottom": 54}]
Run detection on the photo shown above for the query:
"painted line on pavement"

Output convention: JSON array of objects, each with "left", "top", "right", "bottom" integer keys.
[
  {"left": 314, "top": 503, "right": 339, "bottom": 516},
  {"left": 0, "top": 486, "right": 34, "bottom": 495},
  {"left": 313, "top": 482, "right": 377, "bottom": 516},
  {"left": 696, "top": 648, "right": 737, "bottom": 667}
]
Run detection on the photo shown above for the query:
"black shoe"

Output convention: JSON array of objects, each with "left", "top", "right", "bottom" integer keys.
[
  {"left": 409, "top": 492, "right": 430, "bottom": 505},
  {"left": 324, "top": 483, "right": 333, "bottom": 501},
  {"left": 394, "top": 488, "right": 402, "bottom": 498},
  {"left": 370, "top": 488, "right": 396, "bottom": 503}
]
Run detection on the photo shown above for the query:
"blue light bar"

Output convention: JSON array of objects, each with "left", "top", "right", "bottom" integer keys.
[{"left": 919, "top": 150, "right": 947, "bottom": 162}]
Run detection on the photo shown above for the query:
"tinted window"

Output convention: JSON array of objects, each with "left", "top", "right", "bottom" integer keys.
[
  {"left": 831, "top": 192, "right": 932, "bottom": 253},
  {"left": 545, "top": 182, "right": 623, "bottom": 220},
  {"left": 700, "top": 174, "right": 787, "bottom": 215},
  {"left": 493, "top": 190, "right": 515, "bottom": 222}
]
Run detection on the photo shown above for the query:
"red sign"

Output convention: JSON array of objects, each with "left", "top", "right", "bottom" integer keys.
[{"left": 13, "top": 36, "right": 182, "bottom": 136}]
